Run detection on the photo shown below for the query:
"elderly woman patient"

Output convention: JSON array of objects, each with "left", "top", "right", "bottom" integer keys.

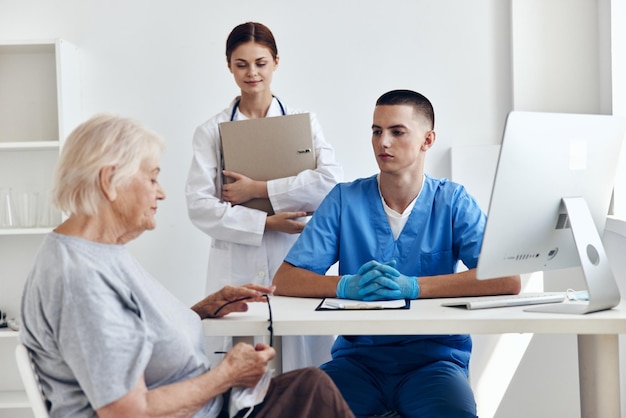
[{"left": 19, "top": 114, "right": 354, "bottom": 418}]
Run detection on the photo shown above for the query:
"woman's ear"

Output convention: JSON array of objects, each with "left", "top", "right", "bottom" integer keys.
[
  {"left": 273, "top": 54, "right": 280, "bottom": 71},
  {"left": 100, "top": 166, "right": 117, "bottom": 202}
]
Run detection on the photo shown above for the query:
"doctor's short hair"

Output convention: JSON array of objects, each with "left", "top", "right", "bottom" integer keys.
[
  {"left": 226, "top": 22, "right": 278, "bottom": 63},
  {"left": 52, "top": 113, "right": 165, "bottom": 216},
  {"left": 376, "top": 89, "right": 435, "bottom": 130}
]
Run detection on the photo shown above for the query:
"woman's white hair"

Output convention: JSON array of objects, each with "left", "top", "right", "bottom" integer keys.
[{"left": 52, "top": 113, "right": 165, "bottom": 216}]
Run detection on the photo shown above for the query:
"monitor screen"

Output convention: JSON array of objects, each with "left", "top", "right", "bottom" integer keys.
[{"left": 477, "top": 111, "right": 626, "bottom": 313}]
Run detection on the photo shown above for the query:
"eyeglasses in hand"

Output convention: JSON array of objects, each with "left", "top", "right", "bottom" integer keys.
[{"left": 212, "top": 293, "right": 274, "bottom": 353}]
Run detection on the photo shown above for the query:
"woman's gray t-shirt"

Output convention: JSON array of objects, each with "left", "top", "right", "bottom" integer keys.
[{"left": 20, "top": 232, "right": 221, "bottom": 417}]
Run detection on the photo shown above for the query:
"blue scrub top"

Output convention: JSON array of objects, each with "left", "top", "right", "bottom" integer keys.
[{"left": 285, "top": 174, "right": 486, "bottom": 370}]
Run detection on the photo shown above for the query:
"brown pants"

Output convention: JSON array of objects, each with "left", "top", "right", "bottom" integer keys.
[{"left": 222, "top": 367, "right": 355, "bottom": 418}]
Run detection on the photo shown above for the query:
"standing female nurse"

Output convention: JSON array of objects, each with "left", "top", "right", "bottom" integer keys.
[{"left": 186, "top": 22, "right": 343, "bottom": 370}]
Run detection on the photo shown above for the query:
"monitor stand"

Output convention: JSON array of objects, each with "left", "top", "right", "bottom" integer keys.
[{"left": 525, "top": 196, "right": 621, "bottom": 314}]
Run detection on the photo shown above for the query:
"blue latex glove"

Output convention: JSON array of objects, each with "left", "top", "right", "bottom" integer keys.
[
  {"left": 336, "top": 260, "right": 388, "bottom": 300},
  {"left": 371, "top": 260, "right": 420, "bottom": 300}
]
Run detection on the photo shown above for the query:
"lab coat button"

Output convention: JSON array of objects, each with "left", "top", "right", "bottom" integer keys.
[{"left": 258, "top": 271, "right": 266, "bottom": 278}]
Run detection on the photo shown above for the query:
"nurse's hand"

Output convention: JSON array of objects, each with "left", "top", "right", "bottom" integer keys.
[
  {"left": 222, "top": 170, "right": 267, "bottom": 205},
  {"left": 265, "top": 211, "right": 308, "bottom": 234}
]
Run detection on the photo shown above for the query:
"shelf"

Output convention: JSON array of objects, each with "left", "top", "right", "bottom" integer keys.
[
  {"left": 0, "top": 141, "right": 60, "bottom": 151},
  {"left": 0, "top": 391, "right": 29, "bottom": 409},
  {"left": 0, "top": 42, "right": 58, "bottom": 144},
  {"left": 0, "top": 329, "right": 19, "bottom": 338},
  {"left": 0, "top": 228, "right": 53, "bottom": 236},
  {"left": 0, "top": 37, "right": 79, "bottom": 414},
  {"left": 0, "top": 40, "right": 55, "bottom": 50}
]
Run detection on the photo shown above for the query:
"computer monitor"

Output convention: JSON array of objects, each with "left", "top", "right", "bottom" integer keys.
[{"left": 477, "top": 111, "right": 626, "bottom": 314}]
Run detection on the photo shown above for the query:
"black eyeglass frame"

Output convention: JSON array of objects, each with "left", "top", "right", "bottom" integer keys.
[
  {"left": 264, "top": 294, "right": 273, "bottom": 347},
  {"left": 212, "top": 294, "right": 274, "bottom": 353}
]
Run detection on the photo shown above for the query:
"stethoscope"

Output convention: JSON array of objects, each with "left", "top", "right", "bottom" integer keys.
[{"left": 230, "top": 96, "right": 286, "bottom": 121}]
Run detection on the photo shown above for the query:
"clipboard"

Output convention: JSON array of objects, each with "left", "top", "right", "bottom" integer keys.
[
  {"left": 219, "top": 113, "right": 315, "bottom": 214},
  {"left": 315, "top": 298, "right": 411, "bottom": 311}
]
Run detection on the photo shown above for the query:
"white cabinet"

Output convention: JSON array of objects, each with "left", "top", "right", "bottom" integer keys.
[{"left": 0, "top": 39, "right": 80, "bottom": 416}]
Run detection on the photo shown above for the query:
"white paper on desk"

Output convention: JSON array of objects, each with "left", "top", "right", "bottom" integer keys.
[{"left": 320, "top": 298, "right": 407, "bottom": 310}]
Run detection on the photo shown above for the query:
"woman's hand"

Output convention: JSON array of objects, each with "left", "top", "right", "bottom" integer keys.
[
  {"left": 191, "top": 284, "right": 274, "bottom": 319},
  {"left": 96, "top": 342, "right": 276, "bottom": 417},
  {"left": 265, "top": 211, "right": 308, "bottom": 234},
  {"left": 215, "top": 342, "right": 275, "bottom": 388},
  {"left": 222, "top": 170, "right": 267, "bottom": 205}
]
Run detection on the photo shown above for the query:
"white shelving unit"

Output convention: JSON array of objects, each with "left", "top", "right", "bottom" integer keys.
[
  {"left": 0, "top": 330, "right": 29, "bottom": 414},
  {"left": 0, "top": 38, "right": 80, "bottom": 416}
]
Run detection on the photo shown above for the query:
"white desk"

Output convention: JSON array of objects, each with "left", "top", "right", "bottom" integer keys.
[{"left": 203, "top": 296, "right": 626, "bottom": 418}]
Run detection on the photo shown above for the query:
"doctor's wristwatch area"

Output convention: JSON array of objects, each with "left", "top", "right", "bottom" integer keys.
[{"left": 0, "top": 187, "right": 62, "bottom": 229}]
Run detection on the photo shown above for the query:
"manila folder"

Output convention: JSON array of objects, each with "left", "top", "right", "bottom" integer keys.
[{"left": 219, "top": 113, "right": 315, "bottom": 214}]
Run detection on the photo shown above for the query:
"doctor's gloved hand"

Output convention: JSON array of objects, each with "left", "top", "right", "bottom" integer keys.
[
  {"left": 336, "top": 260, "right": 388, "bottom": 300},
  {"left": 370, "top": 261, "right": 420, "bottom": 300},
  {"left": 336, "top": 260, "right": 398, "bottom": 300},
  {"left": 336, "top": 274, "right": 361, "bottom": 300},
  {"left": 372, "top": 273, "right": 419, "bottom": 300}
]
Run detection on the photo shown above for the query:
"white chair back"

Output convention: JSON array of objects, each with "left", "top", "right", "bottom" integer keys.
[{"left": 15, "top": 343, "right": 50, "bottom": 418}]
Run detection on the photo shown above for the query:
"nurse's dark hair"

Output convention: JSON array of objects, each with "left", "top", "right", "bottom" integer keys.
[
  {"left": 376, "top": 89, "right": 435, "bottom": 130},
  {"left": 226, "top": 22, "right": 278, "bottom": 63}
]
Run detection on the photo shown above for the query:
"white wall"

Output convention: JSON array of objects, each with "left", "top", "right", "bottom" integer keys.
[
  {"left": 0, "top": 1, "right": 620, "bottom": 418},
  {"left": 505, "top": 1, "right": 617, "bottom": 417},
  {"left": 612, "top": 0, "right": 626, "bottom": 218},
  {"left": 0, "top": 0, "right": 512, "bottom": 305}
]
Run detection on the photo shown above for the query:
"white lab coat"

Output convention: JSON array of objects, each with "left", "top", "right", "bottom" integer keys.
[{"left": 186, "top": 97, "right": 343, "bottom": 370}]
